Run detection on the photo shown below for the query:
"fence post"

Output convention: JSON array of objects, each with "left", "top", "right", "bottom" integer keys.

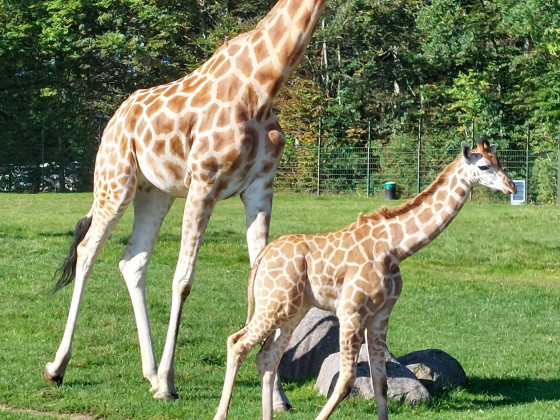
[
  {"left": 57, "top": 136, "right": 66, "bottom": 193},
  {"left": 526, "top": 126, "right": 530, "bottom": 202},
  {"left": 41, "top": 125, "right": 45, "bottom": 190},
  {"left": 417, "top": 119, "right": 422, "bottom": 194},
  {"left": 366, "top": 119, "right": 371, "bottom": 197},
  {"left": 317, "top": 117, "right": 322, "bottom": 196},
  {"left": 557, "top": 123, "right": 560, "bottom": 205}
]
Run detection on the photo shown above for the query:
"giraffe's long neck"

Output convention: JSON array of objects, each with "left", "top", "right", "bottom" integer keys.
[
  {"left": 257, "top": 0, "right": 327, "bottom": 75},
  {"left": 386, "top": 156, "right": 473, "bottom": 261},
  {"left": 198, "top": 0, "right": 326, "bottom": 110}
]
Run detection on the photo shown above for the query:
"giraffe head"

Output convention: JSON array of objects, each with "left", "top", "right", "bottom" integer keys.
[{"left": 461, "top": 138, "right": 517, "bottom": 194}]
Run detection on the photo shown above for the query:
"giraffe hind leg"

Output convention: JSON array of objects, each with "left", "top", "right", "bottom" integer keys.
[
  {"left": 119, "top": 183, "right": 175, "bottom": 392},
  {"left": 45, "top": 171, "right": 137, "bottom": 385},
  {"left": 214, "top": 327, "right": 257, "bottom": 420},
  {"left": 214, "top": 301, "right": 304, "bottom": 420},
  {"left": 44, "top": 214, "right": 94, "bottom": 384},
  {"left": 257, "top": 306, "right": 310, "bottom": 418},
  {"left": 241, "top": 177, "right": 293, "bottom": 412}
]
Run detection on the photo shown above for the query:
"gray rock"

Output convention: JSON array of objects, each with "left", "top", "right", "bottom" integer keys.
[
  {"left": 397, "top": 349, "right": 467, "bottom": 394},
  {"left": 278, "top": 308, "right": 339, "bottom": 381},
  {"left": 315, "top": 346, "right": 431, "bottom": 405},
  {"left": 277, "top": 308, "right": 464, "bottom": 405}
]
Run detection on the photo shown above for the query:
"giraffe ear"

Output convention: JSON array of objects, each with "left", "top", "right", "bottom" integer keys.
[
  {"left": 461, "top": 142, "right": 471, "bottom": 161},
  {"left": 489, "top": 144, "right": 497, "bottom": 154}
]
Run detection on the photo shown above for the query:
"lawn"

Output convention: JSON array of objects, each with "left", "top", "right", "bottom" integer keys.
[{"left": 0, "top": 192, "right": 559, "bottom": 419}]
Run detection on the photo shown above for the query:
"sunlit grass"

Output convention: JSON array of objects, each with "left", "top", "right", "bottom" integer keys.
[{"left": 0, "top": 193, "right": 559, "bottom": 419}]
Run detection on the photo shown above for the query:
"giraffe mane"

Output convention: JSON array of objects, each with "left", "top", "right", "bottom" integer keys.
[{"left": 362, "top": 155, "right": 461, "bottom": 222}]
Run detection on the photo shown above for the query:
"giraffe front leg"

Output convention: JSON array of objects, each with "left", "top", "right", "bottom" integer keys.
[
  {"left": 241, "top": 183, "right": 272, "bottom": 266},
  {"left": 366, "top": 322, "right": 390, "bottom": 420},
  {"left": 154, "top": 187, "right": 217, "bottom": 401},
  {"left": 366, "top": 269, "right": 401, "bottom": 420},
  {"left": 316, "top": 321, "right": 363, "bottom": 420}
]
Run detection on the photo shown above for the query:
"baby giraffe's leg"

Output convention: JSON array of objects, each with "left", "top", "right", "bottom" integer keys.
[
  {"left": 215, "top": 310, "right": 285, "bottom": 420},
  {"left": 366, "top": 269, "right": 401, "bottom": 420},
  {"left": 316, "top": 319, "right": 363, "bottom": 420},
  {"left": 256, "top": 334, "right": 277, "bottom": 420},
  {"left": 256, "top": 308, "right": 310, "bottom": 419},
  {"left": 366, "top": 320, "right": 390, "bottom": 420},
  {"left": 214, "top": 326, "right": 255, "bottom": 420}
]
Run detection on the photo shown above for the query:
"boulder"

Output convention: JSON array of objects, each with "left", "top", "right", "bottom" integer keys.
[
  {"left": 277, "top": 308, "right": 465, "bottom": 404},
  {"left": 278, "top": 308, "right": 339, "bottom": 381},
  {"left": 397, "top": 349, "right": 467, "bottom": 394},
  {"left": 315, "top": 345, "right": 431, "bottom": 404}
]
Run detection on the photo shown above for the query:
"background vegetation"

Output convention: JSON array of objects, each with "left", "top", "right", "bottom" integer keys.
[
  {"left": 0, "top": 193, "right": 559, "bottom": 419},
  {"left": 1, "top": 0, "right": 559, "bottom": 193}
]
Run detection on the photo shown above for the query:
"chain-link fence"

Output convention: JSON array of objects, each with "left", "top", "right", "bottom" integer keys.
[
  {"left": 275, "top": 143, "right": 559, "bottom": 204},
  {"left": 1, "top": 133, "right": 559, "bottom": 204}
]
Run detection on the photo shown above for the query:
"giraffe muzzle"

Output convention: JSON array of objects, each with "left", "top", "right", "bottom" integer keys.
[{"left": 503, "top": 177, "right": 517, "bottom": 195}]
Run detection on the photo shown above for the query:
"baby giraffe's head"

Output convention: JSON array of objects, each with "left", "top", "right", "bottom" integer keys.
[{"left": 462, "top": 138, "right": 517, "bottom": 195}]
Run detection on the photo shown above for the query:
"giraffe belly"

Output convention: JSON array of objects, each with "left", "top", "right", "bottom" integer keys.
[
  {"left": 305, "top": 282, "right": 339, "bottom": 313},
  {"left": 136, "top": 156, "right": 190, "bottom": 198}
]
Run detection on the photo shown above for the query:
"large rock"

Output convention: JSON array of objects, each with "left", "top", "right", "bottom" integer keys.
[
  {"left": 278, "top": 308, "right": 465, "bottom": 405},
  {"left": 397, "top": 349, "right": 467, "bottom": 394},
  {"left": 278, "top": 308, "right": 340, "bottom": 381},
  {"left": 315, "top": 346, "right": 431, "bottom": 404}
]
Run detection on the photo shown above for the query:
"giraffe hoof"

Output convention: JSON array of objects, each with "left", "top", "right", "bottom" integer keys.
[
  {"left": 273, "top": 402, "right": 293, "bottom": 412},
  {"left": 44, "top": 364, "right": 64, "bottom": 385},
  {"left": 153, "top": 390, "right": 179, "bottom": 401}
]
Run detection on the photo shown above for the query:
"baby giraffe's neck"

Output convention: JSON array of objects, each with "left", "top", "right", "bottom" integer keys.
[{"left": 384, "top": 156, "right": 472, "bottom": 261}]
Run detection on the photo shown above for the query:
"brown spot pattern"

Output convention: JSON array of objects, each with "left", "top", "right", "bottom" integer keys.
[
  {"left": 191, "top": 84, "right": 212, "bottom": 108},
  {"left": 167, "top": 95, "right": 187, "bottom": 114},
  {"left": 217, "top": 75, "right": 243, "bottom": 102},
  {"left": 169, "top": 135, "right": 186, "bottom": 159}
]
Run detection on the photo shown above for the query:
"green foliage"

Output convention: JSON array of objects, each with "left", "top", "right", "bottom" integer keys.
[
  {"left": 1, "top": 0, "right": 559, "bottom": 192},
  {"left": 376, "top": 133, "right": 418, "bottom": 198},
  {"left": 531, "top": 153, "right": 558, "bottom": 204}
]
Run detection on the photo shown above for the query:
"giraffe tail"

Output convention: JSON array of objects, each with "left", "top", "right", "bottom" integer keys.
[
  {"left": 51, "top": 213, "right": 93, "bottom": 294},
  {"left": 245, "top": 244, "right": 270, "bottom": 326}
]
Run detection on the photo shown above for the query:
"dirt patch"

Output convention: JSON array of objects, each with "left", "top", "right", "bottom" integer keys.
[{"left": 0, "top": 403, "right": 99, "bottom": 419}]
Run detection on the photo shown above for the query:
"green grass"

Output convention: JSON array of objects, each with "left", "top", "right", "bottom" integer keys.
[{"left": 0, "top": 192, "right": 559, "bottom": 419}]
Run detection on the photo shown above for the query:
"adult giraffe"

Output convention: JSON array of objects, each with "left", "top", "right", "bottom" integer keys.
[{"left": 44, "top": 0, "right": 327, "bottom": 407}]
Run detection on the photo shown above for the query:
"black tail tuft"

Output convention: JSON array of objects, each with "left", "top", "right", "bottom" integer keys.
[{"left": 51, "top": 215, "right": 93, "bottom": 294}]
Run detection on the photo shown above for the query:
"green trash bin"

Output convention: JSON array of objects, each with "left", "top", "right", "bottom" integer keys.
[{"left": 384, "top": 182, "right": 395, "bottom": 200}]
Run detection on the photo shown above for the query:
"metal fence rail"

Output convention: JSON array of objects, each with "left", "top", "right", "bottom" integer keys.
[
  {"left": 1, "top": 140, "right": 558, "bottom": 204},
  {"left": 274, "top": 144, "right": 559, "bottom": 204}
]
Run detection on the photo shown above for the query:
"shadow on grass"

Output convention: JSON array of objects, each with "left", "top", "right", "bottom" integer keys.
[
  {"left": 39, "top": 230, "right": 75, "bottom": 238},
  {"left": 113, "top": 230, "right": 245, "bottom": 246},
  {"left": 465, "top": 375, "right": 560, "bottom": 404},
  {"left": 426, "top": 376, "right": 560, "bottom": 413},
  {"left": 54, "top": 379, "right": 104, "bottom": 389},
  {"left": 275, "top": 375, "right": 560, "bottom": 414}
]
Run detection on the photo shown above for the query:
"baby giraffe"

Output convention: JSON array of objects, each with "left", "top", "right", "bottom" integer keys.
[{"left": 214, "top": 139, "right": 516, "bottom": 420}]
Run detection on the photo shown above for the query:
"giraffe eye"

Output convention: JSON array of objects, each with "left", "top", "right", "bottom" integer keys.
[{"left": 478, "top": 165, "right": 489, "bottom": 171}]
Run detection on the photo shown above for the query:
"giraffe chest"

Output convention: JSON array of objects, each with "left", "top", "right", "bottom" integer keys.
[{"left": 304, "top": 239, "right": 391, "bottom": 312}]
